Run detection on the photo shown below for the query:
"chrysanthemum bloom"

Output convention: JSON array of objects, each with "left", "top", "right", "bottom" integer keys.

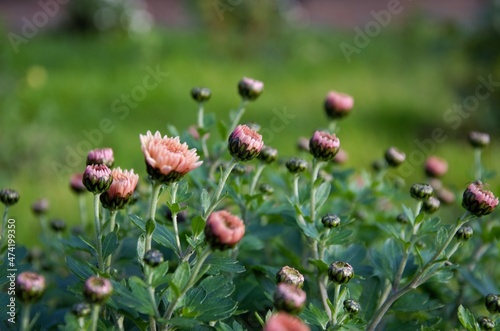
[
  {"left": 485, "top": 294, "right": 500, "bottom": 314},
  {"left": 469, "top": 131, "right": 490, "bottom": 148},
  {"left": 422, "top": 197, "right": 440, "bottom": 214},
  {"left": 191, "top": 87, "right": 211, "bottom": 102},
  {"left": 477, "top": 316, "right": 495, "bottom": 330},
  {"left": 274, "top": 283, "right": 307, "bottom": 314},
  {"left": 140, "top": 131, "right": 203, "bottom": 184},
  {"left": 384, "top": 147, "right": 406, "bottom": 167},
  {"left": 309, "top": 130, "right": 340, "bottom": 161},
  {"left": 70, "top": 173, "right": 87, "bottom": 194},
  {"left": 324, "top": 91, "right": 354, "bottom": 120},
  {"left": 462, "top": 181, "right": 498, "bottom": 216},
  {"left": 276, "top": 266, "right": 304, "bottom": 288},
  {"left": 264, "top": 312, "right": 310, "bottom": 331},
  {"left": 286, "top": 158, "right": 308, "bottom": 174},
  {"left": 82, "top": 164, "right": 113, "bottom": 194},
  {"left": 31, "top": 198, "right": 49, "bottom": 216},
  {"left": 321, "top": 214, "right": 341, "bottom": 228},
  {"left": 238, "top": 77, "right": 264, "bottom": 101},
  {"left": 0, "top": 188, "right": 20, "bottom": 206},
  {"left": 204, "top": 210, "right": 245, "bottom": 250},
  {"left": 258, "top": 146, "right": 278, "bottom": 164},
  {"left": 410, "top": 183, "right": 434, "bottom": 201},
  {"left": 328, "top": 261, "right": 354, "bottom": 284},
  {"left": 83, "top": 276, "right": 113, "bottom": 304},
  {"left": 228, "top": 125, "right": 264, "bottom": 162},
  {"left": 456, "top": 226, "right": 473, "bottom": 241},
  {"left": 100, "top": 168, "right": 139, "bottom": 210},
  {"left": 86, "top": 148, "right": 114, "bottom": 167},
  {"left": 16, "top": 272, "right": 46, "bottom": 303},
  {"left": 343, "top": 299, "right": 360, "bottom": 314},
  {"left": 425, "top": 156, "right": 448, "bottom": 178}
]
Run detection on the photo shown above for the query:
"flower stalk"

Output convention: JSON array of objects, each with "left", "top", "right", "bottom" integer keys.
[
  {"left": 145, "top": 182, "right": 163, "bottom": 253},
  {"left": 93, "top": 193, "right": 104, "bottom": 273},
  {"left": 20, "top": 303, "right": 32, "bottom": 331}
]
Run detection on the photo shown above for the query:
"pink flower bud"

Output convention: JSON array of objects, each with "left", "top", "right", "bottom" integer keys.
[
  {"left": 83, "top": 276, "right": 113, "bottom": 304},
  {"left": 204, "top": 210, "right": 245, "bottom": 250},
  {"left": 238, "top": 77, "right": 264, "bottom": 101},
  {"left": 70, "top": 173, "right": 87, "bottom": 194},
  {"left": 82, "top": 164, "right": 113, "bottom": 194},
  {"left": 264, "top": 312, "right": 310, "bottom": 331},
  {"left": 462, "top": 181, "right": 498, "bottom": 216},
  {"left": 16, "top": 272, "right": 46, "bottom": 303},
  {"left": 309, "top": 131, "right": 340, "bottom": 161},
  {"left": 86, "top": 148, "right": 114, "bottom": 167},
  {"left": 228, "top": 125, "right": 264, "bottom": 162},
  {"left": 324, "top": 91, "right": 354, "bottom": 120},
  {"left": 31, "top": 198, "right": 49, "bottom": 216},
  {"left": 424, "top": 156, "right": 448, "bottom": 178},
  {"left": 274, "top": 283, "right": 307, "bottom": 314}
]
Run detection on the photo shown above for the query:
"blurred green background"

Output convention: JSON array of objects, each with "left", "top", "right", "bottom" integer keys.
[{"left": 0, "top": 0, "right": 499, "bottom": 244}]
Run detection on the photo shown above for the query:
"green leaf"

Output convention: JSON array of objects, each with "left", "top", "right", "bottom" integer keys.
[
  {"left": 168, "top": 261, "right": 191, "bottom": 301},
  {"left": 137, "top": 234, "right": 146, "bottom": 261},
  {"left": 191, "top": 216, "right": 205, "bottom": 237},
  {"left": 60, "top": 235, "right": 94, "bottom": 253},
  {"left": 392, "top": 292, "right": 444, "bottom": 313},
  {"left": 458, "top": 305, "right": 480, "bottom": 331},
  {"left": 66, "top": 257, "right": 94, "bottom": 280},
  {"left": 308, "top": 259, "right": 329, "bottom": 274},
  {"left": 314, "top": 182, "right": 331, "bottom": 210},
  {"left": 146, "top": 218, "right": 156, "bottom": 236},
  {"left": 217, "top": 120, "right": 228, "bottom": 140},
  {"left": 300, "top": 304, "right": 329, "bottom": 329},
  {"left": 201, "top": 189, "right": 210, "bottom": 215},
  {"left": 111, "top": 278, "right": 154, "bottom": 316},
  {"left": 150, "top": 261, "right": 170, "bottom": 288},
  {"left": 324, "top": 229, "right": 354, "bottom": 246},
  {"left": 167, "top": 124, "right": 179, "bottom": 137},
  {"left": 296, "top": 219, "right": 320, "bottom": 241},
  {"left": 102, "top": 232, "right": 119, "bottom": 260},
  {"left": 129, "top": 213, "right": 178, "bottom": 252},
  {"left": 370, "top": 239, "right": 401, "bottom": 281},
  {"left": 360, "top": 276, "right": 382, "bottom": 321},
  {"left": 205, "top": 255, "right": 246, "bottom": 275},
  {"left": 402, "top": 204, "right": 415, "bottom": 225}
]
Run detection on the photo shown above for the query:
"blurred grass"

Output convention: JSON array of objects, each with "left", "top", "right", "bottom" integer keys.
[{"left": 0, "top": 21, "right": 498, "bottom": 245}]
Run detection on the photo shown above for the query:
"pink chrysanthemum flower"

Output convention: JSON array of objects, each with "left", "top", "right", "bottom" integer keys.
[
  {"left": 82, "top": 164, "right": 113, "bottom": 194},
  {"left": 462, "top": 180, "right": 498, "bottom": 217},
  {"left": 264, "top": 312, "right": 310, "bottom": 331},
  {"left": 425, "top": 156, "right": 448, "bottom": 178},
  {"left": 100, "top": 168, "right": 139, "bottom": 210},
  {"left": 205, "top": 210, "right": 245, "bottom": 250},
  {"left": 16, "top": 272, "right": 46, "bottom": 303},
  {"left": 324, "top": 91, "right": 354, "bottom": 120},
  {"left": 86, "top": 148, "right": 114, "bottom": 167},
  {"left": 309, "top": 130, "right": 340, "bottom": 161},
  {"left": 140, "top": 131, "right": 203, "bottom": 184},
  {"left": 228, "top": 124, "right": 264, "bottom": 162}
]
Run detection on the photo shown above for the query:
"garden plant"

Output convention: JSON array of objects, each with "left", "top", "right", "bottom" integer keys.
[{"left": 1, "top": 77, "right": 499, "bottom": 331}]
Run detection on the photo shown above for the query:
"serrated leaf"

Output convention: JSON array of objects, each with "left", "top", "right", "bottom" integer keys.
[
  {"left": 60, "top": 235, "right": 94, "bottom": 253},
  {"left": 296, "top": 219, "right": 320, "bottom": 241},
  {"left": 102, "top": 232, "right": 119, "bottom": 259},
  {"left": 168, "top": 261, "right": 191, "bottom": 301},
  {"left": 458, "top": 305, "right": 480, "bottom": 331},
  {"left": 392, "top": 292, "right": 444, "bottom": 313},
  {"left": 308, "top": 259, "right": 329, "bottom": 274},
  {"left": 66, "top": 256, "right": 94, "bottom": 280},
  {"left": 206, "top": 255, "right": 246, "bottom": 275},
  {"left": 370, "top": 239, "right": 401, "bottom": 281},
  {"left": 300, "top": 304, "right": 329, "bottom": 329},
  {"left": 191, "top": 216, "right": 205, "bottom": 237},
  {"left": 314, "top": 182, "right": 331, "bottom": 210},
  {"left": 111, "top": 279, "right": 154, "bottom": 316},
  {"left": 402, "top": 204, "right": 415, "bottom": 225},
  {"left": 324, "top": 229, "right": 354, "bottom": 246}
]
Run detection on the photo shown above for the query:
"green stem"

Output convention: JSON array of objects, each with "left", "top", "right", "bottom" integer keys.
[
  {"left": 91, "top": 305, "right": 100, "bottom": 331},
  {"left": 310, "top": 159, "right": 322, "bottom": 223},
  {"left": 93, "top": 193, "right": 104, "bottom": 273},
  {"left": 331, "top": 283, "right": 342, "bottom": 325},
  {"left": 1, "top": 206, "right": 8, "bottom": 242},
  {"left": 20, "top": 303, "right": 31, "bottom": 331},
  {"left": 312, "top": 240, "right": 332, "bottom": 323},
  {"left": 170, "top": 182, "right": 182, "bottom": 257},
  {"left": 249, "top": 164, "right": 265, "bottom": 196},
  {"left": 227, "top": 100, "right": 248, "bottom": 139},
  {"left": 105, "top": 210, "right": 118, "bottom": 272},
  {"left": 162, "top": 248, "right": 211, "bottom": 329},
  {"left": 197, "top": 102, "right": 205, "bottom": 128},
  {"left": 474, "top": 148, "right": 482, "bottom": 180},
  {"left": 204, "top": 159, "right": 237, "bottom": 218},
  {"left": 77, "top": 317, "right": 85, "bottom": 331},
  {"left": 146, "top": 183, "right": 163, "bottom": 253},
  {"left": 328, "top": 120, "right": 337, "bottom": 133},
  {"left": 197, "top": 102, "right": 210, "bottom": 159},
  {"left": 146, "top": 266, "right": 160, "bottom": 331},
  {"left": 78, "top": 194, "right": 88, "bottom": 230},
  {"left": 293, "top": 175, "right": 300, "bottom": 204}
]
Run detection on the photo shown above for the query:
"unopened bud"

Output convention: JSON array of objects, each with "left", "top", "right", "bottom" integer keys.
[
  {"left": 424, "top": 156, "right": 448, "bottom": 178},
  {"left": 50, "top": 219, "right": 66, "bottom": 233},
  {"left": 228, "top": 125, "right": 264, "bottom": 162},
  {"left": 274, "top": 283, "right": 307, "bottom": 314},
  {"left": 456, "top": 226, "right": 473, "bottom": 241},
  {"left": 31, "top": 199, "right": 49, "bottom": 216},
  {"left": 343, "top": 299, "right": 360, "bottom": 314},
  {"left": 396, "top": 213, "right": 408, "bottom": 224},
  {"left": 384, "top": 147, "right": 406, "bottom": 167},
  {"left": 422, "top": 197, "right": 440, "bottom": 214},
  {"left": 309, "top": 131, "right": 340, "bottom": 161},
  {"left": 259, "top": 183, "right": 274, "bottom": 195},
  {"left": 0, "top": 188, "right": 20, "bottom": 207},
  {"left": 82, "top": 164, "right": 113, "bottom": 194},
  {"left": 485, "top": 293, "right": 500, "bottom": 314},
  {"left": 205, "top": 210, "right": 245, "bottom": 250},
  {"left": 410, "top": 183, "right": 434, "bottom": 201},
  {"left": 238, "top": 77, "right": 264, "bottom": 101},
  {"left": 72, "top": 302, "right": 91, "bottom": 318},
  {"left": 477, "top": 316, "right": 495, "bottom": 330},
  {"left": 286, "top": 158, "right": 307, "bottom": 174},
  {"left": 321, "top": 214, "right": 341, "bottom": 229},
  {"left": 328, "top": 261, "right": 354, "bottom": 284},
  {"left": 469, "top": 131, "right": 490, "bottom": 148},
  {"left": 16, "top": 272, "right": 46, "bottom": 303},
  {"left": 143, "top": 249, "right": 164, "bottom": 268},
  {"left": 258, "top": 146, "right": 278, "bottom": 164},
  {"left": 86, "top": 148, "right": 114, "bottom": 167},
  {"left": 191, "top": 87, "right": 211, "bottom": 102},
  {"left": 276, "top": 266, "right": 304, "bottom": 288},
  {"left": 324, "top": 91, "right": 354, "bottom": 120},
  {"left": 83, "top": 276, "right": 113, "bottom": 304},
  {"left": 462, "top": 180, "right": 498, "bottom": 217}
]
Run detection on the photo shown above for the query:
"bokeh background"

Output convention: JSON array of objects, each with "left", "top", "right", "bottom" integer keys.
[{"left": 0, "top": 0, "right": 499, "bottom": 244}]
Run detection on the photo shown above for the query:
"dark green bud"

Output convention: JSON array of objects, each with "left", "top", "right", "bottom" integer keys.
[
  {"left": 422, "top": 197, "right": 440, "bottom": 213},
  {"left": 384, "top": 147, "right": 406, "bottom": 167},
  {"left": 72, "top": 302, "right": 91, "bottom": 318},
  {"left": 286, "top": 158, "right": 307, "bottom": 174},
  {"left": 477, "top": 316, "right": 495, "bottom": 330},
  {"left": 0, "top": 188, "right": 20, "bottom": 207},
  {"left": 485, "top": 294, "right": 500, "bottom": 314},
  {"left": 191, "top": 87, "right": 211, "bottom": 102},
  {"left": 343, "top": 299, "right": 360, "bottom": 314},
  {"left": 143, "top": 249, "right": 164, "bottom": 268},
  {"left": 321, "top": 214, "right": 341, "bottom": 229},
  {"left": 456, "top": 226, "right": 473, "bottom": 241},
  {"left": 258, "top": 146, "right": 278, "bottom": 164},
  {"left": 276, "top": 266, "right": 304, "bottom": 288},
  {"left": 410, "top": 183, "right": 434, "bottom": 201},
  {"left": 328, "top": 261, "right": 354, "bottom": 284},
  {"left": 259, "top": 183, "right": 274, "bottom": 195}
]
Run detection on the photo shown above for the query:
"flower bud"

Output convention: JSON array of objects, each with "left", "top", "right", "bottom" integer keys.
[
  {"left": 477, "top": 316, "right": 495, "bottom": 330},
  {"left": 143, "top": 249, "right": 164, "bottom": 268},
  {"left": 333, "top": 149, "right": 348, "bottom": 164},
  {"left": 371, "top": 159, "right": 386, "bottom": 172},
  {"left": 231, "top": 163, "right": 247, "bottom": 176},
  {"left": 485, "top": 294, "right": 500, "bottom": 314},
  {"left": 191, "top": 87, "right": 211, "bottom": 102},
  {"left": 228, "top": 125, "right": 264, "bottom": 162},
  {"left": 258, "top": 146, "right": 278, "bottom": 164},
  {"left": 321, "top": 214, "right": 341, "bottom": 229},
  {"left": 82, "top": 164, "right": 113, "bottom": 194},
  {"left": 286, "top": 158, "right": 308, "bottom": 174},
  {"left": 410, "top": 183, "right": 434, "bottom": 201},
  {"left": 205, "top": 210, "right": 245, "bottom": 250},
  {"left": 343, "top": 299, "right": 360, "bottom": 314},
  {"left": 0, "top": 188, "right": 20, "bottom": 207},
  {"left": 70, "top": 173, "right": 87, "bottom": 194},
  {"left": 324, "top": 91, "right": 354, "bottom": 120},
  {"left": 297, "top": 137, "right": 310, "bottom": 152},
  {"left": 238, "top": 77, "right": 263, "bottom": 101},
  {"left": 384, "top": 147, "right": 406, "bottom": 167},
  {"left": 462, "top": 181, "right": 498, "bottom": 217},
  {"left": 86, "top": 148, "right": 114, "bottom": 167},
  {"left": 469, "top": 131, "right": 490, "bottom": 148},
  {"left": 422, "top": 197, "right": 440, "bottom": 214},
  {"left": 83, "top": 276, "right": 113, "bottom": 304},
  {"left": 100, "top": 168, "right": 139, "bottom": 210},
  {"left": 436, "top": 187, "right": 455, "bottom": 205},
  {"left": 424, "top": 156, "right": 448, "bottom": 178},
  {"left": 328, "top": 261, "right": 354, "bottom": 284},
  {"left": 16, "top": 272, "right": 46, "bottom": 303},
  {"left": 309, "top": 131, "right": 340, "bottom": 161},
  {"left": 276, "top": 266, "right": 304, "bottom": 288},
  {"left": 396, "top": 213, "right": 408, "bottom": 224},
  {"left": 72, "top": 302, "right": 91, "bottom": 318},
  {"left": 274, "top": 283, "right": 307, "bottom": 314},
  {"left": 31, "top": 198, "right": 49, "bottom": 216},
  {"left": 50, "top": 219, "right": 67, "bottom": 233},
  {"left": 259, "top": 183, "right": 274, "bottom": 195},
  {"left": 456, "top": 226, "right": 473, "bottom": 241},
  {"left": 264, "top": 312, "right": 310, "bottom": 331}
]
